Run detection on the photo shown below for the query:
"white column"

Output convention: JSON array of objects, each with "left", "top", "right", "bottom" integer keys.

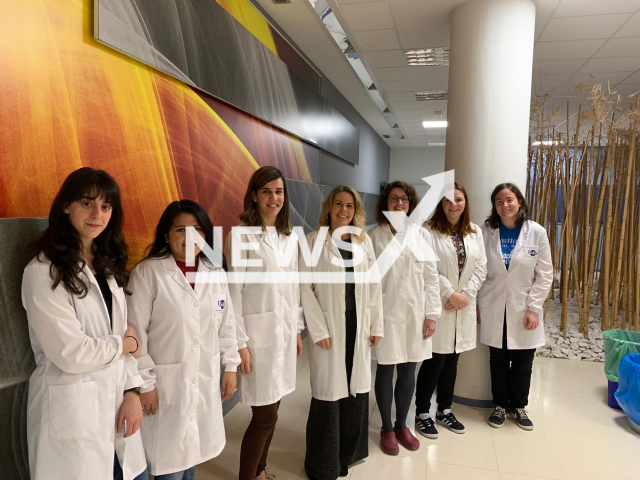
[{"left": 445, "top": 0, "right": 536, "bottom": 406}]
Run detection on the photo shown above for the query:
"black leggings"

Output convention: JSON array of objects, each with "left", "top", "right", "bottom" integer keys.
[{"left": 374, "top": 362, "right": 417, "bottom": 433}]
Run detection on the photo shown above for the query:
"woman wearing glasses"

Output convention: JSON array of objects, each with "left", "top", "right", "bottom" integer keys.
[
  {"left": 368, "top": 181, "right": 441, "bottom": 455},
  {"left": 415, "top": 182, "right": 486, "bottom": 439}
]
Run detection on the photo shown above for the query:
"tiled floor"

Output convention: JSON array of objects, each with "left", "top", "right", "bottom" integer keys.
[{"left": 196, "top": 339, "right": 640, "bottom": 480}]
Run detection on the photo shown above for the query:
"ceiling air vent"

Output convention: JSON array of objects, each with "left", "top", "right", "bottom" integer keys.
[
  {"left": 416, "top": 90, "right": 448, "bottom": 101},
  {"left": 405, "top": 48, "right": 449, "bottom": 67},
  {"left": 383, "top": 135, "right": 391, "bottom": 139},
  {"left": 271, "top": 0, "right": 291, "bottom": 4}
]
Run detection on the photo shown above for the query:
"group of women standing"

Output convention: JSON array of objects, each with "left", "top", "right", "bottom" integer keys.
[{"left": 22, "top": 165, "right": 552, "bottom": 480}]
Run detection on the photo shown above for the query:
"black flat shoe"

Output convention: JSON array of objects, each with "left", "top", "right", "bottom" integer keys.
[{"left": 339, "top": 465, "right": 348, "bottom": 477}]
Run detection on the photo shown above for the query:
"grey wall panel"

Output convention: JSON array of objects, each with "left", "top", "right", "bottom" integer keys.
[
  {"left": 318, "top": 81, "right": 390, "bottom": 194},
  {"left": 0, "top": 217, "right": 49, "bottom": 480},
  {"left": 95, "top": 0, "right": 360, "bottom": 165}
]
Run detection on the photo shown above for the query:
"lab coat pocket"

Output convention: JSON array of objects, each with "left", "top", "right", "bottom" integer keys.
[
  {"left": 48, "top": 381, "right": 99, "bottom": 439},
  {"left": 244, "top": 311, "right": 278, "bottom": 349},
  {"left": 154, "top": 363, "right": 183, "bottom": 405}
]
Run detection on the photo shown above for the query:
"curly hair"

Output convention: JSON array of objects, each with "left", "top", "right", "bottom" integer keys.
[
  {"left": 484, "top": 182, "right": 530, "bottom": 229},
  {"left": 318, "top": 185, "right": 366, "bottom": 243},
  {"left": 30, "top": 167, "right": 130, "bottom": 297},
  {"left": 374, "top": 181, "right": 420, "bottom": 226}
]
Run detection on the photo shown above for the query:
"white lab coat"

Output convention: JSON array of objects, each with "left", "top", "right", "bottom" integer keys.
[
  {"left": 478, "top": 220, "right": 553, "bottom": 350},
  {"left": 368, "top": 224, "right": 441, "bottom": 364},
  {"left": 126, "top": 256, "right": 240, "bottom": 476},
  {"left": 427, "top": 223, "right": 488, "bottom": 354},
  {"left": 300, "top": 230, "right": 384, "bottom": 401},
  {"left": 225, "top": 229, "right": 304, "bottom": 406},
  {"left": 21, "top": 255, "right": 146, "bottom": 480}
]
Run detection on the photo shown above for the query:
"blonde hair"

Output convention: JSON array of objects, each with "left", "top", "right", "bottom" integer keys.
[{"left": 318, "top": 185, "right": 366, "bottom": 243}]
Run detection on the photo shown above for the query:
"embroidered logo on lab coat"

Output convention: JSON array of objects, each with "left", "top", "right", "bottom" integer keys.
[
  {"left": 528, "top": 249, "right": 537, "bottom": 257},
  {"left": 218, "top": 299, "right": 225, "bottom": 310}
]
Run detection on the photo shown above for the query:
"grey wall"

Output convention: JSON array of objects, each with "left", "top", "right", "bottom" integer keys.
[
  {"left": 389, "top": 147, "right": 446, "bottom": 199},
  {"left": 249, "top": 0, "right": 390, "bottom": 195},
  {"left": 318, "top": 81, "right": 390, "bottom": 195},
  {"left": 0, "top": 218, "right": 48, "bottom": 480}
]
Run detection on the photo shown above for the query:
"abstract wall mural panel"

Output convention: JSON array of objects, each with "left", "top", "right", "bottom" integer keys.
[
  {"left": 95, "top": 0, "right": 360, "bottom": 165},
  {"left": 0, "top": 0, "right": 318, "bottom": 264}
]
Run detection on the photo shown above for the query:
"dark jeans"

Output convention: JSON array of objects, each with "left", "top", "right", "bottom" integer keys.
[
  {"left": 489, "top": 317, "right": 536, "bottom": 410},
  {"left": 415, "top": 352, "right": 460, "bottom": 415},
  {"left": 239, "top": 401, "right": 281, "bottom": 480},
  {"left": 113, "top": 454, "right": 148, "bottom": 480}
]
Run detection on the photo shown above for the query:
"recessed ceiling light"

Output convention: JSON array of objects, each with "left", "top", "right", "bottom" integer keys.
[
  {"left": 416, "top": 90, "right": 448, "bottom": 101},
  {"left": 405, "top": 47, "right": 449, "bottom": 67},
  {"left": 428, "top": 142, "right": 446, "bottom": 146},
  {"left": 423, "top": 121, "right": 448, "bottom": 128},
  {"left": 532, "top": 140, "right": 563, "bottom": 146}
]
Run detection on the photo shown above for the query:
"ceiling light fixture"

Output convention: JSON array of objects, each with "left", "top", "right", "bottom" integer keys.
[
  {"left": 405, "top": 47, "right": 449, "bottom": 67},
  {"left": 416, "top": 90, "right": 448, "bottom": 101},
  {"left": 423, "top": 121, "right": 447, "bottom": 129},
  {"left": 428, "top": 142, "right": 446, "bottom": 146}
]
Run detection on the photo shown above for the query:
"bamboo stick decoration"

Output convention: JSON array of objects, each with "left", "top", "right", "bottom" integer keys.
[{"left": 529, "top": 83, "right": 640, "bottom": 336}]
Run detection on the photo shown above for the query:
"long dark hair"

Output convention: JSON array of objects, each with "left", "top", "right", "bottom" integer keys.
[
  {"left": 30, "top": 167, "right": 129, "bottom": 297},
  {"left": 485, "top": 182, "right": 530, "bottom": 229},
  {"left": 239, "top": 166, "right": 291, "bottom": 235},
  {"left": 374, "top": 181, "right": 420, "bottom": 226},
  {"left": 144, "top": 199, "right": 220, "bottom": 267},
  {"left": 428, "top": 182, "right": 476, "bottom": 237}
]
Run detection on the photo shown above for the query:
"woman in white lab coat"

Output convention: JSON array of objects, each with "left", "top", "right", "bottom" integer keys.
[
  {"left": 127, "top": 200, "right": 239, "bottom": 479},
  {"left": 224, "top": 166, "right": 304, "bottom": 480},
  {"left": 415, "top": 182, "right": 487, "bottom": 439},
  {"left": 478, "top": 183, "right": 553, "bottom": 431},
  {"left": 368, "top": 181, "right": 441, "bottom": 455},
  {"left": 300, "top": 185, "right": 383, "bottom": 480},
  {"left": 21, "top": 167, "right": 147, "bottom": 480}
]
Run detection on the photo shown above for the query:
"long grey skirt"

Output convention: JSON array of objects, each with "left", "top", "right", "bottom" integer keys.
[{"left": 304, "top": 309, "right": 369, "bottom": 480}]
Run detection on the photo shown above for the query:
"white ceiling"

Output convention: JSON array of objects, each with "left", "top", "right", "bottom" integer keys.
[{"left": 256, "top": 0, "right": 640, "bottom": 148}]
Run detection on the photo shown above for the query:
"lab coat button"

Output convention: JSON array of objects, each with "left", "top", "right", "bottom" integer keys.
[
  {"left": 194, "top": 301, "right": 200, "bottom": 307},
  {"left": 341, "top": 314, "right": 345, "bottom": 318},
  {"left": 191, "top": 415, "right": 196, "bottom": 422},
  {"left": 192, "top": 378, "right": 198, "bottom": 385},
  {"left": 341, "top": 289, "right": 345, "bottom": 294},
  {"left": 194, "top": 340, "right": 200, "bottom": 347}
]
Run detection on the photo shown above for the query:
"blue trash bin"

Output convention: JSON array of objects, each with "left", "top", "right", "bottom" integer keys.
[{"left": 615, "top": 353, "right": 640, "bottom": 429}]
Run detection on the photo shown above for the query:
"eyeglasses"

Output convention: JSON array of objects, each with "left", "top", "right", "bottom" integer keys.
[{"left": 388, "top": 195, "right": 410, "bottom": 204}]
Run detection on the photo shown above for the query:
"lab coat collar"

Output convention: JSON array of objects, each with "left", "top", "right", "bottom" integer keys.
[
  {"left": 490, "top": 220, "right": 531, "bottom": 273},
  {"left": 380, "top": 222, "right": 412, "bottom": 247},
  {"left": 433, "top": 228, "right": 456, "bottom": 255},
  {"left": 261, "top": 227, "right": 281, "bottom": 253},
  {"left": 159, "top": 255, "right": 199, "bottom": 300}
]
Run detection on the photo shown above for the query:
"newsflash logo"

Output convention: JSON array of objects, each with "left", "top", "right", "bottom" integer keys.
[{"left": 185, "top": 171, "right": 455, "bottom": 284}]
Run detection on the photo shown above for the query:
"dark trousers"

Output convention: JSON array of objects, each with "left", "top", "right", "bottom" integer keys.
[
  {"left": 489, "top": 317, "right": 536, "bottom": 410},
  {"left": 239, "top": 400, "right": 281, "bottom": 480},
  {"left": 375, "top": 362, "right": 417, "bottom": 432},
  {"left": 415, "top": 352, "right": 460, "bottom": 415}
]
